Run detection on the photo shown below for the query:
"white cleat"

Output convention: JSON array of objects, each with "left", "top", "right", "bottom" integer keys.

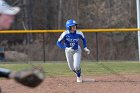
[{"left": 77, "top": 77, "right": 83, "bottom": 83}]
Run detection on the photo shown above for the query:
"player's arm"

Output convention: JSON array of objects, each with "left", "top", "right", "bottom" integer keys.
[
  {"left": 79, "top": 31, "right": 87, "bottom": 48},
  {"left": 57, "top": 32, "right": 74, "bottom": 53},
  {"left": 57, "top": 41, "right": 66, "bottom": 49},
  {"left": 79, "top": 31, "right": 90, "bottom": 54},
  {"left": 57, "top": 32, "right": 66, "bottom": 49},
  {"left": 81, "top": 37, "right": 87, "bottom": 48}
]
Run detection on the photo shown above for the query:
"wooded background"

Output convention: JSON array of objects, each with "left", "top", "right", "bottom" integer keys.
[{"left": 0, "top": 0, "right": 137, "bottom": 61}]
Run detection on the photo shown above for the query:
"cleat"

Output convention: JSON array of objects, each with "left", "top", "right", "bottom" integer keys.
[{"left": 77, "top": 76, "right": 82, "bottom": 83}]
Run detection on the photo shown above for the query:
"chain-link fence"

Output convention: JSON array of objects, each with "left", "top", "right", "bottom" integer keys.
[{"left": 0, "top": 0, "right": 138, "bottom": 62}]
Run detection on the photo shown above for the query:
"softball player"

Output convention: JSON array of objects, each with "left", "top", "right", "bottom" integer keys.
[
  {"left": 0, "top": 0, "right": 20, "bottom": 78},
  {"left": 57, "top": 19, "right": 90, "bottom": 82}
]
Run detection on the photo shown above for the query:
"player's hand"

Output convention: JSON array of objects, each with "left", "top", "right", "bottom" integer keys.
[
  {"left": 84, "top": 47, "right": 90, "bottom": 54},
  {"left": 65, "top": 47, "right": 74, "bottom": 53}
]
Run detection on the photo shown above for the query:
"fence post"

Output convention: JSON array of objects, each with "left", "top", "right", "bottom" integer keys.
[
  {"left": 95, "top": 32, "right": 99, "bottom": 62},
  {"left": 42, "top": 34, "right": 46, "bottom": 63}
]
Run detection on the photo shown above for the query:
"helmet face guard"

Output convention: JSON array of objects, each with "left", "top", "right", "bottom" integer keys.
[{"left": 66, "top": 19, "right": 78, "bottom": 30}]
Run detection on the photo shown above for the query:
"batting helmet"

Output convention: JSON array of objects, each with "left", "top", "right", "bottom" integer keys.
[{"left": 66, "top": 19, "right": 78, "bottom": 30}]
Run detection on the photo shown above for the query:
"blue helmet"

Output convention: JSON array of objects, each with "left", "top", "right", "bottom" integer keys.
[{"left": 66, "top": 19, "right": 78, "bottom": 30}]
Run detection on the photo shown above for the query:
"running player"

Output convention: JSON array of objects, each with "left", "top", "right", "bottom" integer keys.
[{"left": 57, "top": 19, "right": 90, "bottom": 82}]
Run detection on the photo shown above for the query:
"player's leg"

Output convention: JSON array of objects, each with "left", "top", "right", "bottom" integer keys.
[
  {"left": 73, "top": 51, "right": 81, "bottom": 77},
  {"left": 0, "top": 68, "right": 11, "bottom": 78},
  {"left": 73, "top": 47, "right": 82, "bottom": 82},
  {"left": 65, "top": 49, "right": 74, "bottom": 71}
]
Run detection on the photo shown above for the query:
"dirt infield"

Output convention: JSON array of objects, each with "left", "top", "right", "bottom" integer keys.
[{"left": 0, "top": 74, "right": 140, "bottom": 93}]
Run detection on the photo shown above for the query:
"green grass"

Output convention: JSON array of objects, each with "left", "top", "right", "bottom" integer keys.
[
  {"left": 0, "top": 62, "right": 140, "bottom": 76},
  {"left": 82, "top": 62, "right": 140, "bottom": 75}
]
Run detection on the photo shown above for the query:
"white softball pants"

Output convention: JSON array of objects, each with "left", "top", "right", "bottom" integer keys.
[{"left": 65, "top": 46, "right": 82, "bottom": 71}]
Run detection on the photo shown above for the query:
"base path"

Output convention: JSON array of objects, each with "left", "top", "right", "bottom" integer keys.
[{"left": 0, "top": 74, "right": 140, "bottom": 93}]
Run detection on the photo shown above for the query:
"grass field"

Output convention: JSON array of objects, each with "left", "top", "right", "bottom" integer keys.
[
  {"left": 1, "top": 61, "right": 140, "bottom": 93},
  {"left": 0, "top": 61, "right": 140, "bottom": 76}
]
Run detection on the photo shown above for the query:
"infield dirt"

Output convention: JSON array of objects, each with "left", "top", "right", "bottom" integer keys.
[{"left": 0, "top": 74, "right": 140, "bottom": 93}]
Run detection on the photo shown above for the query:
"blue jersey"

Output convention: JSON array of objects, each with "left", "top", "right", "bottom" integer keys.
[{"left": 57, "top": 30, "right": 87, "bottom": 50}]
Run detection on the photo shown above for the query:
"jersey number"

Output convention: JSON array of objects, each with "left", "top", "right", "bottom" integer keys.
[{"left": 70, "top": 43, "right": 75, "bottom": 47}]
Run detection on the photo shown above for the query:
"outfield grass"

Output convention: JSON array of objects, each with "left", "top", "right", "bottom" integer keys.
[{"left": 0, "top": 62, "right": 140, "bottom": 76}]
